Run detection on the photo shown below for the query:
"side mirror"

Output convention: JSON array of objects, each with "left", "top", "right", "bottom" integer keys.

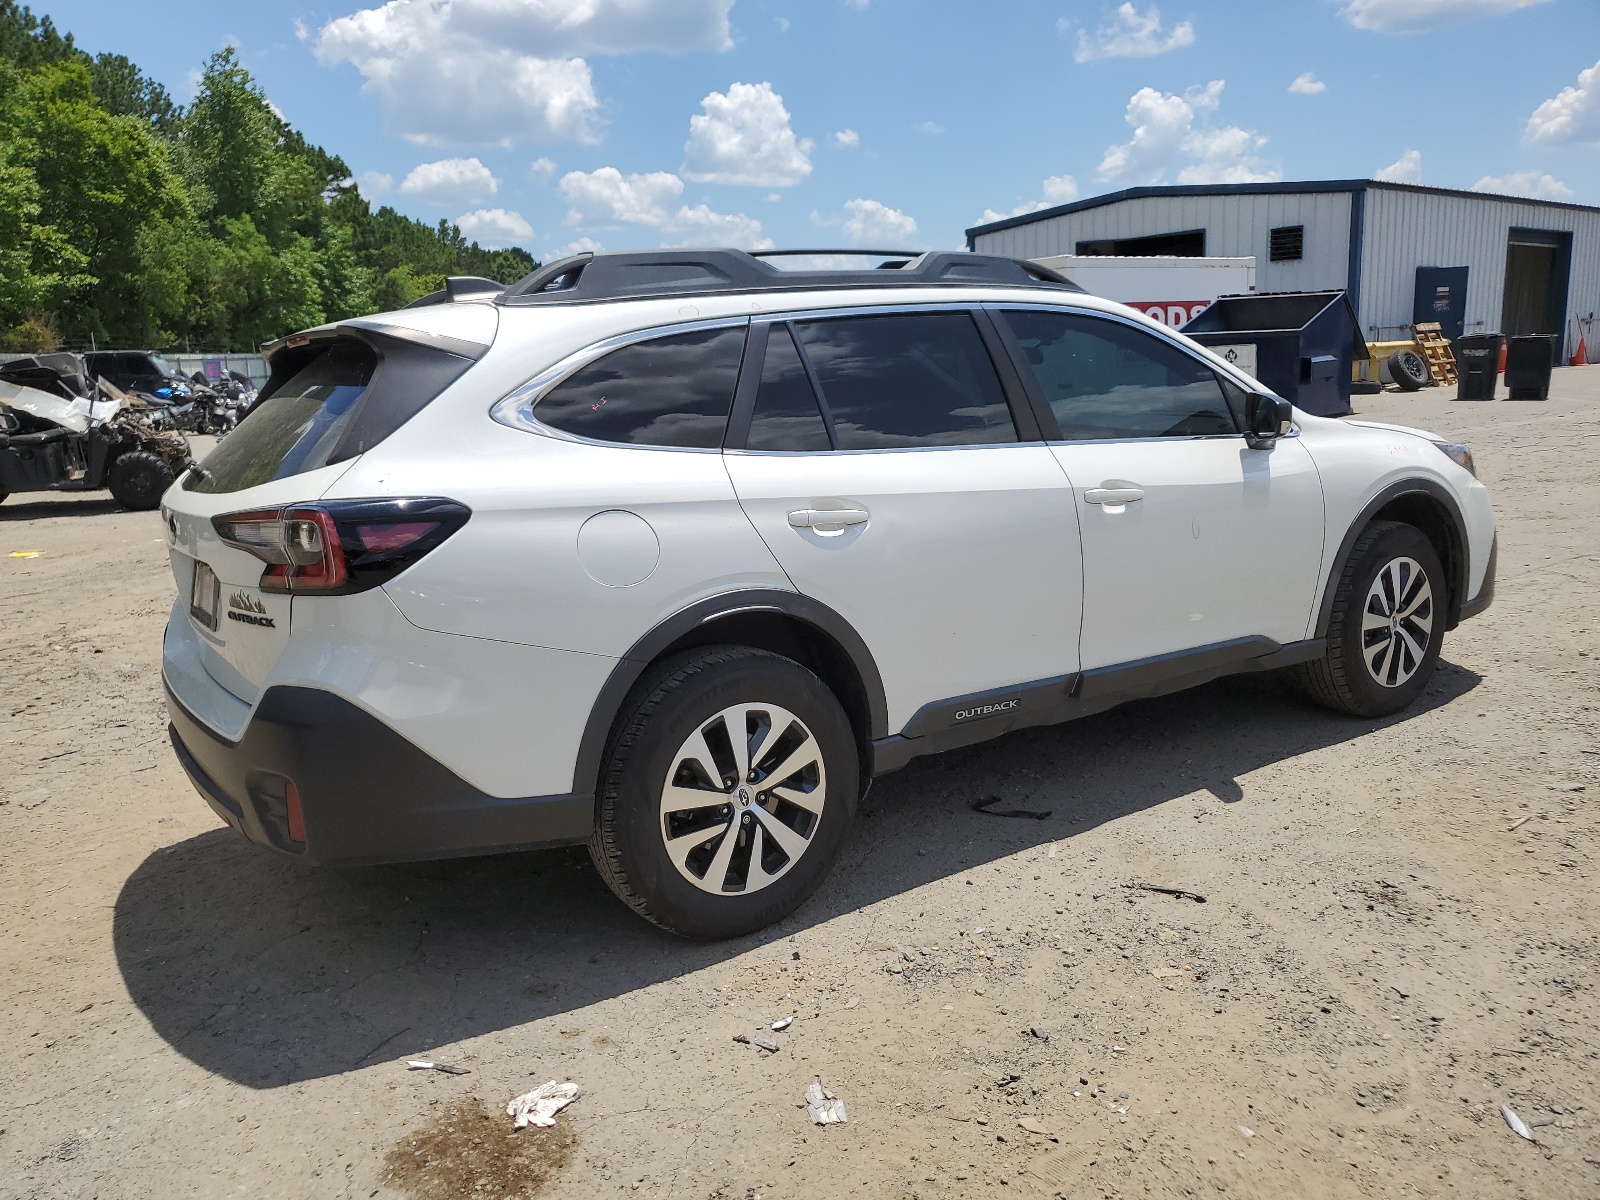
[{"left": 1244, "top": 392, "right": 1293, "bottom": 449}]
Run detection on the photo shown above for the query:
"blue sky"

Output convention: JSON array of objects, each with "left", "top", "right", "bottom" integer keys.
[{"left": 40, "top": 0, "right": 1600, "bottom": 258}]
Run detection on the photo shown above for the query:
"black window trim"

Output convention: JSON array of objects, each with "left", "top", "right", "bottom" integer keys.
[
  {"left": 984, "top": 302, "right": 1258, "bottom": 445},
  {"left": 489, "top": 315, "right": 752, "bottom": 453},
  {"left": 723, "top": 302, "right": 1041, "bottom": 454}
]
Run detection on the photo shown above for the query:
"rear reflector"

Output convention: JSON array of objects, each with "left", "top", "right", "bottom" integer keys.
[
  {"left": 213, "top": 498, "right": 470, "bottom": 595},
  {"left": 285, "top": 781, "right": 306, "bottom": 844}
]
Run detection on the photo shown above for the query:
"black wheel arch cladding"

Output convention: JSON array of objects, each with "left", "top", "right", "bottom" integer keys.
[
  {"left": 1315, "top": 479, "right": 1471, "bottom": 639},
  {"left": 570, "top": 590, "right": 886, "bottom": 801}
]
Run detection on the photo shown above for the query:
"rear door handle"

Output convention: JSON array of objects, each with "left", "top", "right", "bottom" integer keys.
[
  {"left": 1084, "top": 487, "right": 1145, "bottom": 505},
  {"left": 788, "top": 508, "right": 870, "bottom": 529}
]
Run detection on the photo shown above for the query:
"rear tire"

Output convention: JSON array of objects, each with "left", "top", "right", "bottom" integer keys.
[
  {"left": 1387, "top": 350, "right": 1430, "bottom": 392},
  {"left": 1299, "top": 521, "right": 1445, "bottom": 717},
  {"left": 589, "top": 646, "right": 858, "bottom": 940},
  {"left": 107, "top": 449, "right": 174, "bottom": 510}
]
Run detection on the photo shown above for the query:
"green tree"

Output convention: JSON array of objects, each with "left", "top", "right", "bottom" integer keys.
[{"left": 9, "top": 60, "right": 195, "bottom": 344}]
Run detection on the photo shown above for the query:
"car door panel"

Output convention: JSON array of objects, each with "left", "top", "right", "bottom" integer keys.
[
  {"left": 1050, "top": 436, "right": 1325, "bottom": 669},
  {"left": 726, "top": 445, "right": 1083, "bottom": 731},
  {"left": 994, "top": 306, "right": 1326, "bottom": 672},
  {"left": 724, "top": 309, "right": 1083, "bottom": 734}
]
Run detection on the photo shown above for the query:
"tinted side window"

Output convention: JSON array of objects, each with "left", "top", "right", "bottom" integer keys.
[
  {"left": 1001, "top": 310, "right": 1237, "bottom": 440},
  {"left": 747, "top": 325, "right": 832, "bottom": 452},
  {"left": 536, "top": 326, "right": 746, "bottom": 448},
  {"left": 793, "top": 313, "right": 1016, "bottom": 450}
]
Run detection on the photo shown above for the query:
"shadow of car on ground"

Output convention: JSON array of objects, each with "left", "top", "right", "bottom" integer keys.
[{"left": 113, "top": 660, "right": 1481, "bottom": 1089}]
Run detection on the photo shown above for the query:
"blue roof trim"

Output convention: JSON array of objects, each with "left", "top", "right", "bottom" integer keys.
[{"left": 964, "top": 178, "right": 1600, "bottom": 243}]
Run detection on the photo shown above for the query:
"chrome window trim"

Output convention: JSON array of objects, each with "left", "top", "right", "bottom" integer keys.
[{"left": 490, "top": 315, "right": 750, "bottom": 451}]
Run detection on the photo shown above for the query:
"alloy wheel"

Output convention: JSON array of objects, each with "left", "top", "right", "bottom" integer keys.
[
  {"left": 1361, "top": 556, "right": 1434, "bottom": 687},
  {"left": 659, "top": 702, "right": 827, "bottom": 894}
]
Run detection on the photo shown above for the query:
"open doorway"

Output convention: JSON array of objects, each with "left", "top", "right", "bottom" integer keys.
[{"left": 1501, "top": 227, "right": 1572, "bottom": 338}]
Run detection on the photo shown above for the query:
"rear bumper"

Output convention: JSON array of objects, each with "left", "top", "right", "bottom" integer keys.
[{"left": 165, "top": 679, "right": 593, "bottom": 866}]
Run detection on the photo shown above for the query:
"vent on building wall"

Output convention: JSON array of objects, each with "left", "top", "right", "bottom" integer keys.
[{"left": 1269, "top": 225, "right": 1305, "bottom": 262}]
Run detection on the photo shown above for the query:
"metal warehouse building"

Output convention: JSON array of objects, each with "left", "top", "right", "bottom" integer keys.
[{"left": 967, "top": 180, "right": 1600, "bottom": 361}]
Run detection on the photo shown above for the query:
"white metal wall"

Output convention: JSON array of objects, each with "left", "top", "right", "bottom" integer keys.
[
  {"left": 1360, "top": 188, "right": 1600, "bottom": 357},
  {"left": 971, "top": 191, "right": 1354, "bottom": 295}
]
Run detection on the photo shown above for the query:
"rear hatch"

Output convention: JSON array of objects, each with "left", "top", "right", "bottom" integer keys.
[{"left": 162, "top": 311, "right": 492, "bottom": 705}]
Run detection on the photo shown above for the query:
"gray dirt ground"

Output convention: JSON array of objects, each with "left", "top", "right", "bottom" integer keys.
[{"left": 1, "top": 371, "right": 1597, "bottom": 1200}]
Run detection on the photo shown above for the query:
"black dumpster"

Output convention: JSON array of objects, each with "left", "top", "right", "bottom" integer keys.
[
  {"left": 1505, "top": 334, "right": 1556, "bottom": 401},
  {"left": 1180, "top": 291, "right": 1368, "bottom": 416},
  {"left": 1454, "top": 333, "right": 1502, "bottom": 401}
]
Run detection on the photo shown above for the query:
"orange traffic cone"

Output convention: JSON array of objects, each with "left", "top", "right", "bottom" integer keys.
[
  {"left": 1499, "top": 342, "right": 1507, "bottom": 374},
  {"left": 1572, "top": 337, "right": 1588, "bottom": 366}
]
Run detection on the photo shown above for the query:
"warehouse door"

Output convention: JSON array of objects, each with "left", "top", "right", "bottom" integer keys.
[
  {"left": 1413, "top": 266, "right": 1468, "bottom": 342},
  {"left": 1501, "top": 228, "right": 1571, "bottom": 338}
]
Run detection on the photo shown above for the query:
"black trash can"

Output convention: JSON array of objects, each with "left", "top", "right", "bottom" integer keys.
[
  {"left": 1180, "top": 291, "right": 1367, "bottom": 416},
  {"left": 1454, "top": 333, "right": 1502, "bottom": 401},
  {"left": 1505, "top": 334, "right": 1557, "bottom": 401}
]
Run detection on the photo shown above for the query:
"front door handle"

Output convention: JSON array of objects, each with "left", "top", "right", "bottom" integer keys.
[
  {"left": 1084, "top": 487, "right": 1145, "bottom": 505},
  {"left": 788, "top": 508, "right": 870, "bottom": 529}
]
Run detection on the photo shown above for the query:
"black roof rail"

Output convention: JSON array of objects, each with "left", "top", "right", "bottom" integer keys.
[
  {"left": 403, "top": 276, "right": 508, "bottom": 308},
  {"left": 497, "top": 248, "right": 1080, "bottom": 306}
]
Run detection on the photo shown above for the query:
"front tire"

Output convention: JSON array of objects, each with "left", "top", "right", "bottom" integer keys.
[
  {"left": 589, "top": 646, "right": 858, "bottom": 939},
  {"left": 1299, "top": 520, "right": 1445, "bottom": 717}
]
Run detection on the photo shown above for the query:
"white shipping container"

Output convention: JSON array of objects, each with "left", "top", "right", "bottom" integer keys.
[{"left": 1032, "top": 255, "right": 1257, "bottom": 328}]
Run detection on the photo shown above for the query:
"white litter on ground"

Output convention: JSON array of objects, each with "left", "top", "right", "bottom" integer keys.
[
  {"left": 507, "top": 1081, "right": 581, "bottom": 1129},
  {"left": 806, "top": 1079, "right": 848, "bottom": 1125}
]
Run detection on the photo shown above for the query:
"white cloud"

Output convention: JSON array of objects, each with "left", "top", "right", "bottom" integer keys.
[
  {"left": 399, "top": 156, "right": 499, "bottom": 204},
  {"left": 1374, "top": 148, "right": 1423, "bottom": 183},
  {"left": 1178, "top": 125, "right": 1274, "bottom": 184},
  {"left": 357, "top": 170, "right": 393, "bottom": 199},
  {"left": 1472, "top": 171, "right": 1574, "bottom": 200},
  {"left": 1289, "top": 72, "right": 1326, "bottom": 95},
  {"left": 546, "top": 235, "right": 605, "bottom": 260},
  {"left": 978, "top": 174, "right": 1080, "bottom": 224},
  {"left": 1526, "top": 58, "right": 1600, "bottom": 146},
  {"left": 1338, "top": 0, "right": 1549, "bottom": 31},
  {"left": 682, "top": 81, "right": 814, "bottom": 188},
  {"left": 915, "top": 120, "right": 944, "bottom": 135},
  {"left": 313, "top": 0, "right": 734, "bottom": 147},
  {"left": 841, "top": 198, "right": 918, "bottom": 244},
  {"left": 561, "top": 167, "right": 683, "bottom": 225},
  {"left": 1074, "top": 4, "right": 1195, "bottom": 63},
  {"left": 661, "top": 204, "right": 770, "bottom": 248},
  {"left": 529, "top": 155, "right": 559, "bottom": 181},
  {"left": 456, "top": 207, "right": 534, "bottom": 248},
  {"left": 557, "top": 167, "right": 769, "bottom": 248},
  {"left": 834, "top": 128, "right": 860, "bottom": 149},
  {"left": 1097, "top": 80, "right": 1278, "bottom": 185},
  {"left": 775, "top": 16, "right": 790, "bottom": 31}
]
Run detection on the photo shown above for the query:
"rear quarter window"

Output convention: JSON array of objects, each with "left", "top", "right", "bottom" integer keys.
[{"left": 534, "top": 325, "right": 747, "bottom": 449}]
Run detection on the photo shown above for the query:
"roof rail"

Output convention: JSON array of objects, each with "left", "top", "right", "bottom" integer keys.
[
  {"left": 403, "top": 276, "right": 507, "bottom": 308},
  {"left": 498, "top": 249, "right": 1079, "bottom": 306}
]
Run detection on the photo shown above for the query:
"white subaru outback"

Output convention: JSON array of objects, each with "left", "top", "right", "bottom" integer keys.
[{"left": 160, "top": 249, "right": 1496, "bottom": 939}]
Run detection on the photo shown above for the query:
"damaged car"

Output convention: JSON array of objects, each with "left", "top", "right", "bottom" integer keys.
[{"left": 0, "top": 352, "right": 193, "bottom": 510}]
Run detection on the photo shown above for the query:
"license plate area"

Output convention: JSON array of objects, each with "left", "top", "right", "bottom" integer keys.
[{"left": 190, "top": 559, "right": 221, "bottom": 631}]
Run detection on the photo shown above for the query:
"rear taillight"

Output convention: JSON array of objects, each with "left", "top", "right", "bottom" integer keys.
[{"left": 213, "top": 498, "right": 470, "bottom": 594}]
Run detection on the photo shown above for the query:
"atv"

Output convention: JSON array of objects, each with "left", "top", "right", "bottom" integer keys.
[{"left": 0, "top": 353, "right": 193, "bottom": 511}]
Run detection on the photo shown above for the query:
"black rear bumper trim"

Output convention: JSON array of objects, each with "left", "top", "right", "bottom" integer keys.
[{"left": 165, "top": 680, "right": 593, "bottom": 866}]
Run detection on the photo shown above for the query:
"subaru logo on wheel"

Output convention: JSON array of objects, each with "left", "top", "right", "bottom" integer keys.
[{"left": 737, "top": 787, "right": 751, "bottom": 806}]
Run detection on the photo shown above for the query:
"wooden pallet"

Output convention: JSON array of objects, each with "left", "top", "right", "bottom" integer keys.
[{"left": 1409, "top": 322, "right": 1458, "bottom": 386}]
